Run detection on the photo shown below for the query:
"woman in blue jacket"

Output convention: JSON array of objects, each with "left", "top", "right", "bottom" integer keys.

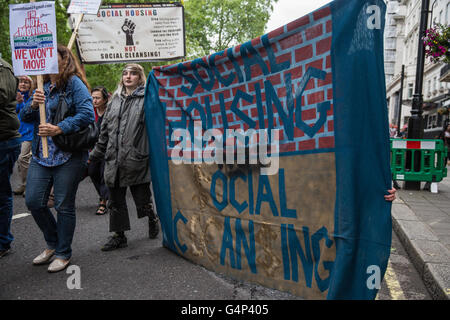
[
  {"left": 20, "top": 44, "right": 95, "bottom": 273},
  {"left": 13, "top": 75, "right": 34, "bottom": 196}
]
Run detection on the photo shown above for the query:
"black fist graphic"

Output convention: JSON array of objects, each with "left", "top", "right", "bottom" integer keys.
[{"left": 121, "top": 19, "right": 136, "bottom": 46}]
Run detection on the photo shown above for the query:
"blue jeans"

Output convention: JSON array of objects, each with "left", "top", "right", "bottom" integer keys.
[
  {"left": 0, "top": 138, "right": 21, "bottom": 251},
  {"left": 25, "top": 152, "right": 87, "bottom": 260}
]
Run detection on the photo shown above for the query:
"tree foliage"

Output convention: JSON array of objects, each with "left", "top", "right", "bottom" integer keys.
[
  {"left": 1, "top": 0, "right": 277, "bottom": 92},
  {"left": 184, "top": 0, "right": 277, "bottom": 58}
]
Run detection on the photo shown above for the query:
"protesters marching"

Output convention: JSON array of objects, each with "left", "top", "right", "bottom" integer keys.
[{"left": 1, "top": 1, "right": 408, "bottom": 303}]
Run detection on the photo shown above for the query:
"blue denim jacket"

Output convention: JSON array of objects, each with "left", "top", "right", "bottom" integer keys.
[
  {"left": 20, "top": 75, "right": 95, "bottom": 166},
  {"left": 16, "top": 91, "right": 34, "bottom": 142}
]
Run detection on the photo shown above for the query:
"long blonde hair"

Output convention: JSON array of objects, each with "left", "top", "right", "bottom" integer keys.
[{"left": 114, "top": 63, "right": 146, "bottom": 96}]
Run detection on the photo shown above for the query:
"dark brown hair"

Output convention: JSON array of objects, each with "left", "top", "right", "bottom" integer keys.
[
  {"left": 91, "top": 86, "right": 109, "bottom": 101},
  {"left": 44, "top": 44, "right": 90, "bottom": 90}
]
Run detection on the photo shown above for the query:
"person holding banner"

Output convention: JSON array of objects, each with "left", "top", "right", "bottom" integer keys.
[
  {"left": 0, "top": 57, "right": 21, "bottom": 258},
  {"left": 13, "top": 75, "right": 35, "bottom": 197},
  {"left": 88, "top": 86, "right": 110, "bottom": 215},
  {"left": 89, "top": 63, "right": 159, "bottom": 251},
  {"left": 20, "top": 44, "right": 95, "bottom": 272}
]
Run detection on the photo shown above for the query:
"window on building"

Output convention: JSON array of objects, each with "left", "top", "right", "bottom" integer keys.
[
  {"left": 408, "top": 83, "right": 414, "bottom": 98},
  {"left": 428, "top": 114, "right": 437, "bottom": 129},
  {"left": 447, "top": 3, "right": 450, "bottom": 24},
  {"left": 437, "top": 113, "right": 443, "bottom": 128}
]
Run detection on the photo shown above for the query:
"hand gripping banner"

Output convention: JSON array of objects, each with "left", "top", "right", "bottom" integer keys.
[{"left": 144, "top": 0, "right": 392, "bottom": 299}]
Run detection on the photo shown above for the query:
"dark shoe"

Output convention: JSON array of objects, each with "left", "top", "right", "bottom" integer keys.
[
  {"left": 148, "top": 216, "right": 159, "bottom": 239},
  {"left": 0, "top": 248, "right": 10, "bottom": 258},
  {"left": 101, "top": 234, "right": 127, "bottom": 251},
  {"left": 96, "top": 203, "right": 107, "bottom": 215},
  {"left": 145, "top": 203, "right": 159, "bottom": 239}
]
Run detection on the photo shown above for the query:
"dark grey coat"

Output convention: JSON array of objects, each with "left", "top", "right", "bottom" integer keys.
[{"left": 89, "top": 86, "right": 150, "bottom": 188}]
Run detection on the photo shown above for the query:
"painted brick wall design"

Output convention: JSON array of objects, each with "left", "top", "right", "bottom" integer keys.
[{"left": 153, "top": 5, "right": 334, "bottom": 158}]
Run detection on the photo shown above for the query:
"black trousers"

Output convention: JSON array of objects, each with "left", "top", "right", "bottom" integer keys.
[
  {"left": 108, "top": 182, "right": 153, "bottom": 233},
  {"left": 88, "top": 159, "right": 109, "bottom": 201}
]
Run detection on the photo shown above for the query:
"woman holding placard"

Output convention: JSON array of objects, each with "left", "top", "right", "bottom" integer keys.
[{"left": 20, "top": 44, "right": 95, "bottom": 273}]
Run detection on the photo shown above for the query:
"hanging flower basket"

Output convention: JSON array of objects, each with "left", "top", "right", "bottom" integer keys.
[
  {"left": 437, "top": 106, "right": 449, "bottom": 115},
  {"left": 423, "top": 24, "right": 450, "bottom": 64}
]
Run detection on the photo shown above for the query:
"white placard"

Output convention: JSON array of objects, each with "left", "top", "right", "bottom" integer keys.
[
  {"left": 9, "top": 1, "right": 58, "bottom": 76},
  {"left": 68, "top": 0, "right": 102, "bottom": 15},
  {"left": 73, "top": 3, "right": 185, "bottom": 64}
]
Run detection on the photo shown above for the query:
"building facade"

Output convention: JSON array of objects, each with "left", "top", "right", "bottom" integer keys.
[{"left": 385, "top": 0, "right": 450, "bottom": 138}]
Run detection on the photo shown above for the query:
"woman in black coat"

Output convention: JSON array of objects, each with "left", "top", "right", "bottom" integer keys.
[{"left": 88, "top": 86, "right": 110, "bottom": 215}]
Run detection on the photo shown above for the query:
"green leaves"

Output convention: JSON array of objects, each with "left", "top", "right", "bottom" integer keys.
[{"left": 184, "top": 0, "right": 277, "bottom": 58}]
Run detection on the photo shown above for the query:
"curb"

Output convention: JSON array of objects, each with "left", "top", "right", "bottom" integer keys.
[{"left": 391, "top": 201, "right": 450, "bottom": 300}]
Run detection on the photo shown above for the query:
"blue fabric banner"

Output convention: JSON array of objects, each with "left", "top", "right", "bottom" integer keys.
[{"left": 144, "top": 0, "right": 392, "bottom": 299}]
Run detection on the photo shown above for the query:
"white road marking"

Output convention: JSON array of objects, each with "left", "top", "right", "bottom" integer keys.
[{"left": 12, "top": 213, "right": 31, "bottom": 220}]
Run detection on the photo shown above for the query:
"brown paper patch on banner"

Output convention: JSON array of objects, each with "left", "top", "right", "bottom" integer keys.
[{"left": 168, "top": 152, "right": 336, "bottom": 299}]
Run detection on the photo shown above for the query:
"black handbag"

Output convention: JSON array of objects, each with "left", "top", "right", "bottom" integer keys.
[{"left": 51, "top": 92, "right": 99, "bottom": 152}]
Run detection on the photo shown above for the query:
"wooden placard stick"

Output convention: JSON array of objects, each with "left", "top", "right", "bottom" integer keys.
[
  {"left": 36, "top": 75, "right": 48, "bottom": 158},
  {"left": 29, "top": 0, "right": 48, "bottom": 158},
  {"left": 67, "top": 13, "right": 84, "bottom": 51}
]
